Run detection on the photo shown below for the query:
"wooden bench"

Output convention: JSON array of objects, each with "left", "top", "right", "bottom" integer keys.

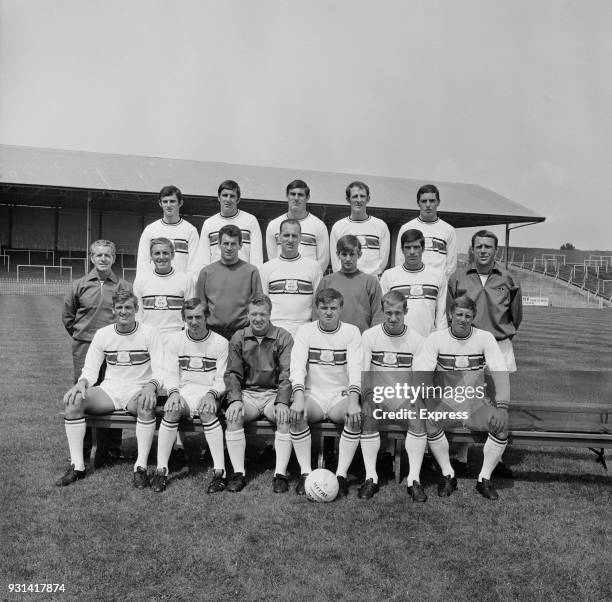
[{"left": 81, "top": 401, "right": 612, "bottom": 482}]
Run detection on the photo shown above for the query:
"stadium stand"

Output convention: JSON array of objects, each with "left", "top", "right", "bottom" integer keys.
[{"left": 496, "top": 246, "right": 612, "bottom": 306}]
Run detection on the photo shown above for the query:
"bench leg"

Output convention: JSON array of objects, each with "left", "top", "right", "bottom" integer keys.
[
  {"left": 588, "top": 447, "right": 607, "bottom": 470},
  {"left": 317, "top": 432, "right": 326, "bottom": 469},
  {"left": 394, "top": 439, "right": 402, "bottom": 484},
  {"left": 88, "top": 426, "right": 98, "bottom": 472}
]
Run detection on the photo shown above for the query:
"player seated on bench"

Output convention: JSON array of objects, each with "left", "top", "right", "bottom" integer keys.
[
  {"left": 151, "top": 297, "right": 229, "bottom": 493},
  {"left": 361, "top": 291, "right": 427, "bottom": 501},
  {"left": 289, "top": 287, "right": 363, "bottom": 497},
  {"left": 413, "top": 295, "right": 510, "bottom": 501},
  {"left": 223, "top": 295, "right": 294, "bottom": 493},
  {"left": 57, "top": 290, "right": 164, "bottom": 488}
]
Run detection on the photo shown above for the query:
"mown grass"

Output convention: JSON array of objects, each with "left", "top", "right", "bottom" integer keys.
[{"left": 1, "top": 297, "right": 611, "bottom": 601}]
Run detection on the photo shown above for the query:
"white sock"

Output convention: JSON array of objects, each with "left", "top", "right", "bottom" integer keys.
[
  {"left": 175, "top": 431, "right": 185, "bottom": 449},
  {"left": 427, "top": 431, "right": 454, "bottom": 478},
  {"left": 290, "top": 427, "right": 312, "bottom": 474},
  {"left": 405, "top": 431, "right": 427, "bottom": 486},
  {"left": 456, "top": 442, "right": 470, "bottom": 464},
  {"left": 135, "top": 417, "right": 156, "bottom": 471},
  {"left": 65, "top": 417, "right": 86, "bottom": 471},
  {"left": 157, "top": 418, "right": 178, "bottom": 472},
  {"left": 225, "top": 428, "right": 246, "bottom": 475},
  {"left": 360, "top": 433, "right": 380, "bottom": 483},
  {"left": 479, "top": 434, "right": 507, "bottom": 481},
  {"left": 274, "top": 432, "right": 292, "bottom": 476},
  {"left": 336, "top": 428, "right": 361, "bottom": 478},
  {"left": 202, "top": 418, "right": 225, "bottom": 474}
]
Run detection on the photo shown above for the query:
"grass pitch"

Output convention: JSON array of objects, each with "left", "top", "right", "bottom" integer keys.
[{"left": 1, "top": 296, "right": 611, "bottom": 601}]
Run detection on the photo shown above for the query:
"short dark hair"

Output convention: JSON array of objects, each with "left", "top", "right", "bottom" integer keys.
[
  {"left": 286, "top": 180, "right": 310, "bottom": 198},
  {"left": 279, "top": 218, "right": 301, "bottom": 234},
  {"left": 112, "top": 290, "right": 138, "bottom": 308},
  {"left": 400, "top": 229, "right": 425, "bottom": 249},
  {"left": 150, "top": 237, "right": 174, "bottom": 254},
  {"left": 247, "top": 294, "right": 273, "bottom": 313},
  {"left": 381, "top": 290, "right": 407, "bottom": 312},
  {"left": 219, "top": 224, "right": 242, "bottom": 244},
  {"left": 315, "top": 287, "right": 344, "bottom": 307},
  {"left": 345, "top": 181, "right": 370, "bottom": 201},
  {"left": 181, "top": 297, "right": 206, "bottom": 319},
  {"left": 449, "top": 295, "right": 477, "bottom": 316},
  {"left": 337, "top": 234, "right": 361, "bottom": 253},
  {"left": 471, "top": 230, "right": 499, "bottom": 249},
  {"left": 159, "top": 185, "right": 183, "bottom": 203},
  {"left": 416, "top": 184, "right": 439, "bottom": 203},
  {"left": 217, "top": 180, "right": 241, "bottom": 200}
]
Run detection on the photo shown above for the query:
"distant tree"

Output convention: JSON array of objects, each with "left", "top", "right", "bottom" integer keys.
[{"left": 560, "top": 242, "right": 575, "bottom": 250}]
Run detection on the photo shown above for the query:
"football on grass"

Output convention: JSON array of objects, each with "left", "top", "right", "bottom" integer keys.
[{"left": 304, "top": 469, "right": 339, "bottom": 502}]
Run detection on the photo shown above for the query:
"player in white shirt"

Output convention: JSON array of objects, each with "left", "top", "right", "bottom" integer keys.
[
  {"left": 265, "top": 179, "right": 330, "bottom": 273},
  {"left": 133, "top": 238, "right": 195, "bottom": 342},
  {"left": 329, "top": 181, "right": 390, "bottom": 276},
  {"left": 57, "top": 291, "right": 164, "bottom": 489},
  {"left": 289, "top": 288, "right": 363, "bottom": 497},
  {"left": 381, "top": 229, "right": 447, "bottom": 337},
  {"left": 360, "top": 291, "right": 427, "bottom": 501},
  {"left": 413, "top": 295, "right": 510, "bottom": 501},
  {"left": 136, "top": 185, "right": 199, "bottom": 275},
  {"left": 134, "top": 237, "right": 196, "bottom": 458},
  {"left": 394, "top": 184, "right": 457, "bottom": 279},
  {"left": 193, "top": 180, "right": 263, "bottom": 270},
  {"left": 259, "top": 219, "right": 322, "bottom": 337},
  {"left": 150, "top": 298, "right": 229, "bottom": 494}
]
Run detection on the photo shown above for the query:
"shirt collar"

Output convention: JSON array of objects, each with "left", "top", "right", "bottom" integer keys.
[
  {"left": 244, "top": 325, "right": 278, "bottom": 340},
  {"left": 466, "top": 261, "right": 502, "bottom": 275},
  {"left": 86, "top": 268, "right": 119, "bottom": 283}
]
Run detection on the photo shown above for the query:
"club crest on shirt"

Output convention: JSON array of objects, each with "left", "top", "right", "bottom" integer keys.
[
  {"left": 320, "top": 349, "right": 335, "bottom": 364},
  {"left": 116, "top": 351, "right": 131, "bottom": 365},
  {"left": 154, "top": 296, "right": 168, "bottom": 309},
  {"left": 189, "top": 356, "right": 204, "bottom": 369},
  {"left": 383, "top": 352, "right": 398, "bottom": 367},
  {"left": 285, "top": 279, "right": 298, "bottom": 293},
  {"left": 410, "top": 285, "right": 423, "bottom": 297},
  {"left": 454, "top": 356, "right": 470, "bottom": 368}
]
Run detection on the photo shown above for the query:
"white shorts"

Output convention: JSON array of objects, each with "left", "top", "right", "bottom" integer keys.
[
  {"left": 98, "top": 381, "right": 145, "bottom": 411},
  {"left": 180, "top": 383, "right": 214, "bottom": 418},
  {"left": 243, "top": 389, "right": 277, "bottom": 414},
  {"left": 497, "top": 339, "right": 517, "bottom": 373},
  {"left": 305, "top": 390, "right": 347, "bottom": 420}
]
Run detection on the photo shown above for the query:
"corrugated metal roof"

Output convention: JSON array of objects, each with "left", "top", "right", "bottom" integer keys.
[{"left": 0, "top": 144, "right": 545, "bottom": 226}]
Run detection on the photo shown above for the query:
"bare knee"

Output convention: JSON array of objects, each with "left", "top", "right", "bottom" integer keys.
[
  {"left": 164, "top": 410, "right": 182, "bottom": 423},
  {"left": 137, "top": 407, "right": 155, "bottom": 420}
]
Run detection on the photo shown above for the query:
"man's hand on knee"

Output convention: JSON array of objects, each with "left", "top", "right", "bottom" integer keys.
[
  {"left": 164, "top": 392, "right": 183, "bottom": 413},
  {"left": 289, "top": 394, "right": 305, "bottom": 427},
  {"left": 132, "top": 383, "right": 157, "bottom": 411},
  {"left": 225, "top": 400, "right": 244, "bottom": 423},
  {"left": 274, "top": 403, "right": 290, "bottom": 425},
  {"left": 197, "top": 392, "right": 217, "bottom": 417},
  {"left": 64, "top": 380, "right": 87, "bottom": 406}
]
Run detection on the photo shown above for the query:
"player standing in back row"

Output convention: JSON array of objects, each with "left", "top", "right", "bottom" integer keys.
[
  {"left": 329, "top": 181, "right": 390, "bottom": 276},
  {"left": 266, "top": 180, "right": 330, "bottom": 273},
  {"left": 136, "top": 185, "right": 199, "bottom": 275},
  {"left": 193, "top": 179, "right": 263, "bottom": 270},
  {"left": 395, "top": 184, "right": 457, "bottom": 279}
]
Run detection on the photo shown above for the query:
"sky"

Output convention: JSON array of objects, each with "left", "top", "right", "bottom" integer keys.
[{"left": 1, "top": 0, "right": 611, "bottom": 252}]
